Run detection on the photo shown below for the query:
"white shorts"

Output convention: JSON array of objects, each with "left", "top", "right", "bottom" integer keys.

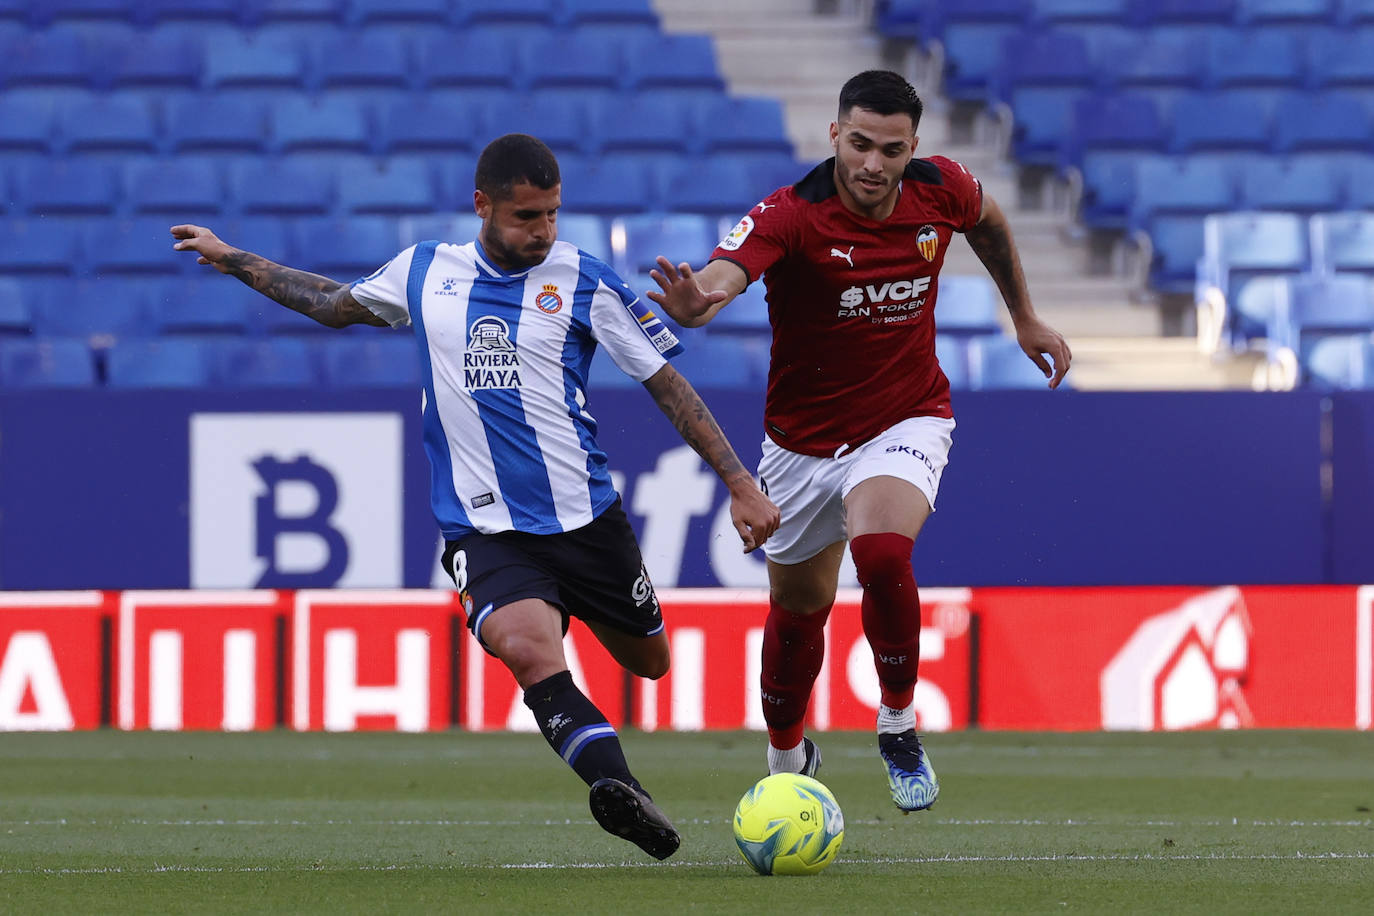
[{"left": 757, "top": 416, "right": 956, "bottom": 565}]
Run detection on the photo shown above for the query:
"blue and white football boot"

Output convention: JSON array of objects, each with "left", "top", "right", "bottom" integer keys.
[{"left": 878, "top": 730, "right": 939, "bottom": 812}]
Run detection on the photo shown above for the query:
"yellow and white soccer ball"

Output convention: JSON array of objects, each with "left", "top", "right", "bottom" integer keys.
[{"left": 732, "top": 772, "right": 845, "bottom": 876}]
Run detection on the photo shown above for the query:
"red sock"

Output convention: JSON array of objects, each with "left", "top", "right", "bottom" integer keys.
[
  {"left": 850, "top": 532, "right": 921, "bottom": 710},
  {"left": 759, "top": 597, "right": 832, "bottom": 749}
]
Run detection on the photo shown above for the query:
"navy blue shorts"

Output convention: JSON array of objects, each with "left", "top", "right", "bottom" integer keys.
[{"left": 442, "top": 499, "right": 663, "bottom": 652}]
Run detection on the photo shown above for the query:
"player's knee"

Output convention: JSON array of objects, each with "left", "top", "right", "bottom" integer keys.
[
  {"left": 850, "top": 532, "right": 915, "bottom": 589},
  {"left": 626, "top": 644, "right": 671, "bottom": 680}
]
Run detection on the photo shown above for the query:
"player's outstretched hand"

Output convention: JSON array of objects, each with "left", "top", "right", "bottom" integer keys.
[
  {"left": 727, "top": 479, "right": 781, "bottom": 553},
  {"left": 170, "top": 224, "right": 236, "bottom": 274},
  {"left": 646, "top": 256, "right": 727, "bottom": 328},
  {"left": 1016, "top": 318, "right": 1073, "bottom": 389}
]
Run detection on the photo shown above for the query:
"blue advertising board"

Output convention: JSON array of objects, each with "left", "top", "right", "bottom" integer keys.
[{"left": 0, "top": 387, "right": 1360, "bottom": 589}]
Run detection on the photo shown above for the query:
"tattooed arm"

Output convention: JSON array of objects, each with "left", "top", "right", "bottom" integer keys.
[
  {"left": 642, "top": 362, "right": 779, "bottom": 552},
  {"left": 170, "top": 224, "right": 387, "bottom": 328},
  {"left": 963, "top": 195, "right": 1072, "bottom": 388}
]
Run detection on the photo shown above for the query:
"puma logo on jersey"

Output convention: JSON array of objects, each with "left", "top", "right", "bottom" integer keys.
[
  {"left": 756, "top": 202, "right": 775, "bottom": 212},
  {"left": 830, "top": 245, "right": 855, "bottom": 267}
]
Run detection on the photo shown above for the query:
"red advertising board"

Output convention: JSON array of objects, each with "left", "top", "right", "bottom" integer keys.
[
  {"left": 0, "top": 592, "right": 109, "bottom": 730},
  {"left": 0, "top": 585, "right": 1369, "bottom": 732},
  {"left": 291, "top": 590, "right": 458, "bottom": 732},
  {"left": 118, "top": 591, "right": 284, "bottom": 731}
]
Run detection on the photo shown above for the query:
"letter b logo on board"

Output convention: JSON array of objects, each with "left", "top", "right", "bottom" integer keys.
[{"left": 191, "top": 414, "right": 403, "bottom": 588}]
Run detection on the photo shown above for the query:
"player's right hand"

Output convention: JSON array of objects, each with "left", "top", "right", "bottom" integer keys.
[
  {"left": 170, "top": 224, "right": 236, "bottom": 274},
  {"left": 646, "top": 256, "right": 727, "bottom": 328},
  {"left": 727, "top": 479, "right": 781, "bottom": 553}
]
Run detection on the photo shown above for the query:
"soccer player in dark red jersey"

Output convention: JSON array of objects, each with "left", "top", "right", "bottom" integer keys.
[{"left": 649, "top": 70, "right": 1071, "bottom": 812}]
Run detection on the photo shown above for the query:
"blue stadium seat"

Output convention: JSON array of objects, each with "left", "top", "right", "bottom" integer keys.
[
  {"left": 309, "top": 32, "right": 412, "bottom": 91},
  {"left": 935, "top": 334, "right": 971, "bottom": 391},
  {"left": 1273, "top": 274, "right": 1374, "bottom": 359},
  {"left": 0, "top": 277, "right": 34, "bottom": 334},
  {"left": 167, "top": 96, "right": 268, "bottom": 153},
  {"left": 230, "top": 159, "right": 335, "bottom": 215},
  {"left": 923, "top": 0, "right": 1031, "bottom": 36},
  {"left": 1030, "top": 0, "right": 1131, "bottom": 24},
  {"left": 1, "top": 28, "right": 92, "bottom": 88},
  {"left": 454, "top": 0, "right": 556, "bottom": 26},
  {"left": 202, "top": 33, "right": 305, "bottom": 89},
  {"left": 1131, "top": 0, "right": 1237, "bottom": 24},
  {"left": 1169, "top": 91, "right": 1272, "bottom": 153},
  {"left": 269, "top": 96, "right": 371, "bottom": 154},
  {"left": 347, "top": 0, "right": 450, "bottom": 26},
  {"left": 556, "top": 213, "right": 611, "bottom": 262},
  {"left": 708, "top": 278, "right": 771, "bottom": 335},
  {"left": 474, "top": 93, "right": 591, "bottom": 156},
  {"left": 213, "top": 337, "right": 322, "bottom": 387},
  {"left": 697, "top": 96, "right": 793, "bottom": 156},
  {"left": 1236, "top": 0, "right": 1338, "bottom": 24},
  {"left": 150, "top": 276, "right": 257, "bottom": 335},
  {"left": 1273, "top": 92, "right": 1373, "bottom": 152},
  {"left": 1199, "top": 211, "right": 1310, "bottom": 341},
  {"left": 144, "top": 0, "right": 243, "bottom": 24},
  {"left": 256, "top": 0, "right": 346, "bottom": 26},
  {"left": 106, "top": 30, "right": 201, "bottom": 89},
  {"left": 1239, "top": 158, "right": 1344, "bottom": 212},
  {"left": 1307, "top": 28, "right": 1374, "bottom": 89},
  {"left": 1131, "top": 157, "right": 1236, "bottom": 220},
  {"left": 0, "top": 95, "right": 55, "bottom": 153},
  {"left": 290, "top": 215, "right": 398, "bottom": 283},
  {"left": 428, "top": 152, "right": 479, "bottom": 210},
  {"left": 1344, "top": 158, "right": 1374, "bottom": 209},
  {"left": 377, "top": 95, "right": 481, "bottom": 154},
  {"left": 564, "top": 0, "right": 658, "bottom": 26},
  {"left": 320, "top": 335, "right": 421, "bottom": 386},
  {"left": 1141, "top": 214, "right": 1209, "bottom": 292},
  {"left": 1009, "top": 88, "right": 1081, "bottom": 166},
  {"left": 30, "top": 277, "right": 150, "bottom": 341},
  {"left": 126, "top": 156, "right": 225, "bottom": 217},
  {"left": 17, "top": 160, "right": 119, "bottom": 215},
  {"left": 56, "top": 93, "right": 158, "bottom": 154},
  {"left": 39, "top": 0, "right": 141, "bottom": 27},
  {"left": 593, "top": 90, "right": 700, "bottom": 155},
  {"left": 1311, "top": 211, "right": 1374, "bottom": 274},
  {"left": 624, "top": 33, "right": 725, "bottom": 91},
  {"left": 336, "top": 159, "right": 435, "bottom": 216},
  {"left": 525, "top": 31, "right": 623, "bottom": 90},
  {"left": 558, "top": 153, "right": 658, "bottom": 215},
  {"left": 397, "top": 213, "right": 483, "bottom": 248},
  {"left": 1069, "top": 94, "right": 1167, "bottom": 161},
  {"left": 996, "top": 29, "right": 1096, "bottom": 95},
  {"left": 1340, "top": 0, "right": 1374, "bottom": 23},
  {"left": 937, "top": 275, "right": 1004, "bottom": 336},
  {"left": 1108, "top": 31, "right": 1208, "bottom": 90},
  {"left": 613, "top": 212, "right": 718, "bottom": 277},
  {"left": 105, "top": 337, "right": 216, "bottom": 387},
  {"left": 415, "top": 32, "right": 520, "bottom": 89},
  {"left": 0, "top": 218, "right": 80, "bottom": 274},
  {"left": 970, "top": 335, "right": 1061, "bottom": 389},
  {"left": 1204, "top": 28, "right": 1303, "bottom": 89},
  {"left": 939, "top": 24, "right": 1023, "bottom": 100},
  {"left": 662, "top": 156, "right": 782, "bottom": 217},
  {"left": 0, "top": 338, "right": 95, "bottom": 387},
  {"left": 87, "top": 218, "right": 188, "bottom": 276},
  {"left": 1304, "top": 332, "right": 1374, "bottom": 387}
]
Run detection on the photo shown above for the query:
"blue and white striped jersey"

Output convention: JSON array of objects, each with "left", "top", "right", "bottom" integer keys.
[{"left": 350, "top": 238, "right": 684, "bottom": 539}]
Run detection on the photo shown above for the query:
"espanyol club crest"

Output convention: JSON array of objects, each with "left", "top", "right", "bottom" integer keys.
[
  {"left": 916, "top": 225, "right": 939, "bottom": 262},
  {"left": 534, "top": 283, "right": 563, "bottom": 314}
]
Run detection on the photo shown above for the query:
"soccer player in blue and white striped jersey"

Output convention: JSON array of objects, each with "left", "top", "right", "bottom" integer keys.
[{"left": 171, "top": 134, "right": 779, "bottom": 860}]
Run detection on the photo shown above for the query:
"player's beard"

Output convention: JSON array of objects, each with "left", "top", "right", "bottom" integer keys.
[
  {"left": 481, "top": 227, "right": 553, "bottom": 272},
  {"left": 837, "top": 159, "right": 896, "bottom": 210}
]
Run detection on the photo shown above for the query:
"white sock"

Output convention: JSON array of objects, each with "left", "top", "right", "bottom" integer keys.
[
  {"left": 877, "top": 702, "right": 915, "bottom": 735},
  {"left": 767, "top": 739, "right": 805, "bottom": 775}
]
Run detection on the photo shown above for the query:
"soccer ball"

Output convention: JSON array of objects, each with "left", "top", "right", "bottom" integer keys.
[{"left": 732, "top": 773, "right": 845, "bottom": 876}]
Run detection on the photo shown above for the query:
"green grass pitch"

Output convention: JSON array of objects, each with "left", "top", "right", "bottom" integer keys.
[{"left": 2, "top": 730, "right": 1370, "bottom": 914}]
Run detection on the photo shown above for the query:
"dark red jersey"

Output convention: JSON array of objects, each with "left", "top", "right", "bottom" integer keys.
[{"left": 710, "top": 156, "right": 983, "bottom": 456}]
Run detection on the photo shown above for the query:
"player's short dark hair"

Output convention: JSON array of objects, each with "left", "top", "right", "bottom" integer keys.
[
  {"left": 474, "top": 133, "right": 560, "bottom": 200},
  {"left": 838, "top": 70, "right": 923, "bottom": 131}
]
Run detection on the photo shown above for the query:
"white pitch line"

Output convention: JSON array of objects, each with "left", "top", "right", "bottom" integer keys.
[
  {"left": 1, "top": 852, "right": 1371, "bottom": 877},
  {"left": 3, "top": 817, "right": 1372, "bottom": 829}
]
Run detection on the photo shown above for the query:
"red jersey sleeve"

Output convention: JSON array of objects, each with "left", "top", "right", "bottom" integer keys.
[
  {"left": 928, "top": 156, "right": 983, "bottom": 232},
  {"left": 708, "top": 187, "right": 798, "bottom": 283}
]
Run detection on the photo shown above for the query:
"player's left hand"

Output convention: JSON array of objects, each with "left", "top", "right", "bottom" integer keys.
[
  {"left": 726, "top": 479, "right": 780, "bottom": 553},
  {"left": 1016, "top": 318, "right": 1073, "bottom": 389}
]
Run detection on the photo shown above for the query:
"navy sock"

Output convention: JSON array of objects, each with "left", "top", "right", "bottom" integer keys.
[{"left": 523, "top": 671, "right": 638, "bottom": 790}]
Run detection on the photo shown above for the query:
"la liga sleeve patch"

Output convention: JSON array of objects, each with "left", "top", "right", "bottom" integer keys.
[{"left": 719, "top": 215, "right": 755, "bottom": 251}]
